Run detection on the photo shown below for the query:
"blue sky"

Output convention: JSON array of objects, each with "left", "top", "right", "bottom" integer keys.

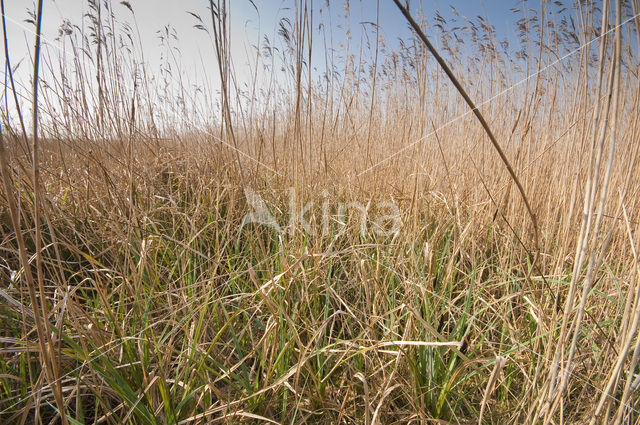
[
  {"left": 0, "top": 0, "right": 575, "bottom": 117},
  {"left": 1, "top": 1, "right": 541, "bottom": 75},
  {"left": 229, "top": 0, "right": 540, "bottom": 80}
]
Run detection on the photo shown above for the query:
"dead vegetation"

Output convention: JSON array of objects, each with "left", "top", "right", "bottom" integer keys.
[{"left": 1, "top": 0, "right": 640, "bottom": 423}]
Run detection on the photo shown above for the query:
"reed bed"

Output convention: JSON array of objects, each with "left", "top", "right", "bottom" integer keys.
[{"left": 1, "top": 0, "right": 640, "bottom": 423}]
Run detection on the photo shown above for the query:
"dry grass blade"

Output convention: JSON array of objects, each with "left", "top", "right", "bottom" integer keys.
[
  {"left": 391, "top": 0, "right": 540, "bottom": 252},
  {"left": 478, "top": 356, "right": 506, "bottom": 425}
]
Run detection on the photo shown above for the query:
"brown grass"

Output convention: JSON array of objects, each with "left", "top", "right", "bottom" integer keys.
[{"left": 1, "top": 0, "right": 640, "bottom": 424}]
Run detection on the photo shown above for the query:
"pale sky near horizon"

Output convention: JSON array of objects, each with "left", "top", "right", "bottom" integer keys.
[
  {"left": 1, "top": 1, "right": 532, "bottom": 81},
  {"left": 1, "top": 0, "right": 580, "bottom": 126}
]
